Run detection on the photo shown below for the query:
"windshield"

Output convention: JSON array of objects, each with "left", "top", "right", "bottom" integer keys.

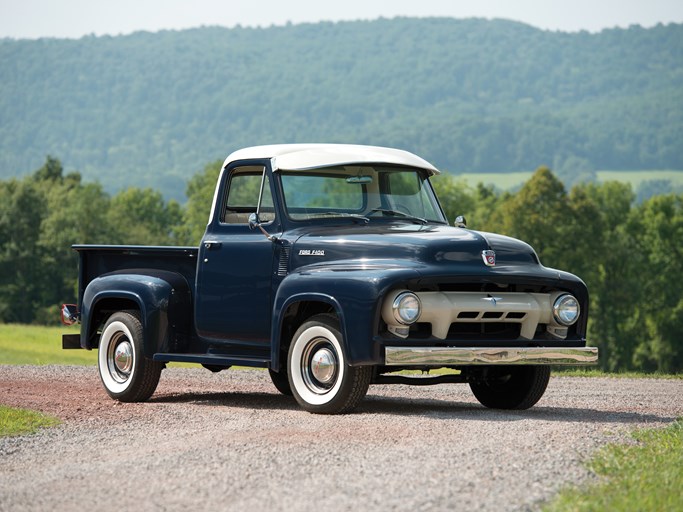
[{"left": 279, "top": 166, "right": 446, "bottom": 224}]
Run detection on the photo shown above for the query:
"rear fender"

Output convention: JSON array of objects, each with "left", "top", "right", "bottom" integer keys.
[{"left": 81, "top": 270, "right": 192, "bottom": 358}]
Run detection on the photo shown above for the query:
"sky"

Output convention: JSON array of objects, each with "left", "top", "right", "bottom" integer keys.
[{"left": 1, "top": 0, "right": 682, "bottom": 39}]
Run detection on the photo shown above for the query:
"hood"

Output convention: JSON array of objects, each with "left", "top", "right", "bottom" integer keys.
[{"left": 288, "top": 224, "right": 539, "bottom": 272}]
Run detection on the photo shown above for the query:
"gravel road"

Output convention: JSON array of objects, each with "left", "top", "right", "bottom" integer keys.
[{"left": 1, "top": 365, "right": 681, "bottom": 511}]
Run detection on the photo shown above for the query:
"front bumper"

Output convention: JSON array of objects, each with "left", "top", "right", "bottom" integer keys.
[{"left": 385, "top": 346, "right": 599, "bottom": 366}]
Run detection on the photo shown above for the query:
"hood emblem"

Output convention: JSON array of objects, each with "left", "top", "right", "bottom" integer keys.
[
  {"left": 482, "top": 249, "right": 496, "bottom": 267},
  {"left": 299, "top": 249, "right": 325, "bottom": 256},
  {"left": 482, "top": 294, "right": 502, "bottom": 306}
]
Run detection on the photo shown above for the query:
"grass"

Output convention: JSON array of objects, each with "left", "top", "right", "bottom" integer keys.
[
  {"left": 544, "top": 419, "right": 683, "bottom": 511},
  {"left": 0, "top": 323, "right": 202, "bottom": 368},
  {"left": 0, "top": 323, "right": 96, "bottom": 365},
  {"left": 554, "top": 368, "right": 683, "bottom": 380},
  {"left": 0, "top": 405, "right": 60, "bottom": 437},
  {"left": 451, "top": 170, "right": 683, "bottom": 191},
  {"left": 452, "top": 171, "right": 532, "bottom": 190},
  {"left": 596, "top": 170, "right": 683, "bottom": 189}
]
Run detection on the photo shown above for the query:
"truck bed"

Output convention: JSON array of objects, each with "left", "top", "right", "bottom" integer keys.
[{"left": 73, "top": 245, "right": 199, "bottom": 305}]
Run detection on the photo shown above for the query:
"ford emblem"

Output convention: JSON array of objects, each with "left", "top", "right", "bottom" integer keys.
[{"left": 482, "top": 250, "right": 496, "bottom": 267}]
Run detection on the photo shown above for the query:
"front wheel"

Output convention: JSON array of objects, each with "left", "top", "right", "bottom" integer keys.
[
  {"left": 469, "top": 366, "right": 550, "bottom": 410},
  {"left": 98, "top": 311, "right": 163, "bottom": 402},
  {"left": 288, "top": 314, "right": 371, "bottom": 414}
]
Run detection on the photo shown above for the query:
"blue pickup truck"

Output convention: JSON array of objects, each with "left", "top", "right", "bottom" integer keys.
[{"left": 62, "top": 144, "right": 597, "bottom": 414}]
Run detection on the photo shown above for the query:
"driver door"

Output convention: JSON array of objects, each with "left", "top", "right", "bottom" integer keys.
[{"left": 195, "top": 164, "right": 278, "bottom": 348}]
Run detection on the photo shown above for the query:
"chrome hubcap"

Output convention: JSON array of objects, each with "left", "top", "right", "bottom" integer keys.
[
  {"left": 310, "top": 348, "right": 336, "bottom": 384},
  {"left": 302, "top": 338, "right": 338, "bottom": 394},
  {"left": 107, "top": 332, "right": 133, "bottom": 383},
  {"left": 114, "top": 341, "right": 133, "bottom": 374}
]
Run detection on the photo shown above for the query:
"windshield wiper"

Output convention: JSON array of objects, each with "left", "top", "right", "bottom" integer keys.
[
  {"left": 316, "top": 212, "right": 370, "bottom": 223},
  {"left": 369, "top": 208, "right": 428, "bottom": 225}
]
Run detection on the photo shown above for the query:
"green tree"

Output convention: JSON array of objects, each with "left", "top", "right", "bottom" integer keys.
[
  {"left": 631, "top": 194, "right": 683, "bottom": 372},
  {"left": 468, "top": 183, "right": 504, "bottom": 232},
  {"left": 32, "top": 158, "right": 114, "bottom": 322},
  {"left": 431, "top": 175, "right": 477, "bottom": 226},
  {"left": 0, "top": 179, "right": 47, "bottom": 323},
  {"left": 32, "top": 155, "right": 65, "bottom": 183},
  {"left": 488, "top": 166, "right": 573, "bottom": 269},
  {"left": 178, "top": 160, "right": 222, "bottom": 245},
  {"left": 568, "top": 181, "right": 641, "bottom": 371},
  {"left": 108, "top": 188, "right": 182, "bottom": 245}
]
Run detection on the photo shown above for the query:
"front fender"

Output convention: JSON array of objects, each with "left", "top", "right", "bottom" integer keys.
[
  {"left": 81, "top": 270, "right": 192, "bottom": 358},
  {"left": 271, "top": 267, "right": 421, "bottom": 367}
]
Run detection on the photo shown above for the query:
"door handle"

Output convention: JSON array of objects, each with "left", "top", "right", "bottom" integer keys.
[{"left": 204, "top": 240, "right": 222, "bottom": 250}]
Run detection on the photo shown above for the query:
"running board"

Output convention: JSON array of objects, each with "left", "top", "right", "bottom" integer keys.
[{"left": 153, "top": 353, "right": 270, "bottom": 368}]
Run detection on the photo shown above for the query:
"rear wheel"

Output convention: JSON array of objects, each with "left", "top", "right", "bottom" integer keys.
[
  {"left": 288, "top": 314, "right": 371, "bottom": 414},
  {"left": 98, "top": 311, "right": 163, "bottom": 402},
  {"left": 469, "top": 366, "right": 550, "bottom": 410}
]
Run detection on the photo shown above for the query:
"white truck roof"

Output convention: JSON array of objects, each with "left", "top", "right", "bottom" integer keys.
[{"left": 223, "top": 144, "right": 440, "bottom": 175}]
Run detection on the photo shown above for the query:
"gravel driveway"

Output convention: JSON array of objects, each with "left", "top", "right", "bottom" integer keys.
[{"left": 1, "top": 365, "right": 681, "bottom": 511}]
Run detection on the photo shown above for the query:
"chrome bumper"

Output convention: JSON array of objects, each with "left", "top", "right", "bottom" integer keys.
[{"left": 385, "top": 346, "right": 599, "bottom": 366}]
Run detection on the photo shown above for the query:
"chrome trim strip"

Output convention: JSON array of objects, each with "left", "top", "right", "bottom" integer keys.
[{"left": 385, "top": 347, "right": 599, "bottom": 366}]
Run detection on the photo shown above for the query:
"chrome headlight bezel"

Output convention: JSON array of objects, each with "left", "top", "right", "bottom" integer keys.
[
  {"left": 392, "top": 292, "right": 421, "bottom": 325},
  {"left": 553, "top": 294, "right": 580, "bottom": 326}
]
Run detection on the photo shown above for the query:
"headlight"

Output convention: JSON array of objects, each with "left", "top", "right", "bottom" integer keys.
[
  {"left": 553, "top": 294, "right": 580, "bottom": 326},
  {"left": 392, "top": 292, "right": 421, "bottom": 325}
]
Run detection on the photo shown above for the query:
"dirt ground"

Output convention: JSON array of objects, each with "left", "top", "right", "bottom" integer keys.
[{"left": 1, "top": 365, "right": 682, "bottom": 512}]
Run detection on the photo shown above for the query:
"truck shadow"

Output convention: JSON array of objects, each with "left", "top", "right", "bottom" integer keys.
[
  {"left": 151, "top": 391, "right": 300, "bottom": 411},
  {"left": 151, "top": 390, "right": 676, "bottom": 425},
  {"left": 359, "top": 395, "right": 677, "bottom": 425}
]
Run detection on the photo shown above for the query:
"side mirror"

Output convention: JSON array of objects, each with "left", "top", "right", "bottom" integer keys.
[
  {"left": 249, "top": 212, "right": 278, "bottom": 242},
  {"left": 454, "top": 215, "right": 467, "bottom": 228},
  {"left": 248, "top": 212, "right": 260, "bottom": 230}
]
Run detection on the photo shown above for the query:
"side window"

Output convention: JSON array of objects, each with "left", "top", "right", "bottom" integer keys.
[{"left": 223, "top": 166, "right": 275, "bottom": 224}]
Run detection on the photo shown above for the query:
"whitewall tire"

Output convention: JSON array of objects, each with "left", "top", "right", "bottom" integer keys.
[
  {"left": 287, "top": 314, "right": 371, "bottom": 414},
  {"left": 98, "top": 311, "right": 162, "bottom": 402}
]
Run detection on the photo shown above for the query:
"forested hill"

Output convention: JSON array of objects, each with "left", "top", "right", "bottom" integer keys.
[{"left": 1, "top": 18, "right": 682, "bottom": 200}]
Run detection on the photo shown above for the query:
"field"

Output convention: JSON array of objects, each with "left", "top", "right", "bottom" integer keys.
[
  {"left": 451, "top": 171, "right": 533, "bottom": 189},
  {"left": 0, "top": 324, "right": 187, "bottom": 367},
  {"left": 451, "top": 170, "right": 683, "bottom": 191},
  {"left": 0, "top": 324, "right": 95, "bottom": 365},
  {"left": 596, "top": 170, "right": 683, "bottom": 189}
]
